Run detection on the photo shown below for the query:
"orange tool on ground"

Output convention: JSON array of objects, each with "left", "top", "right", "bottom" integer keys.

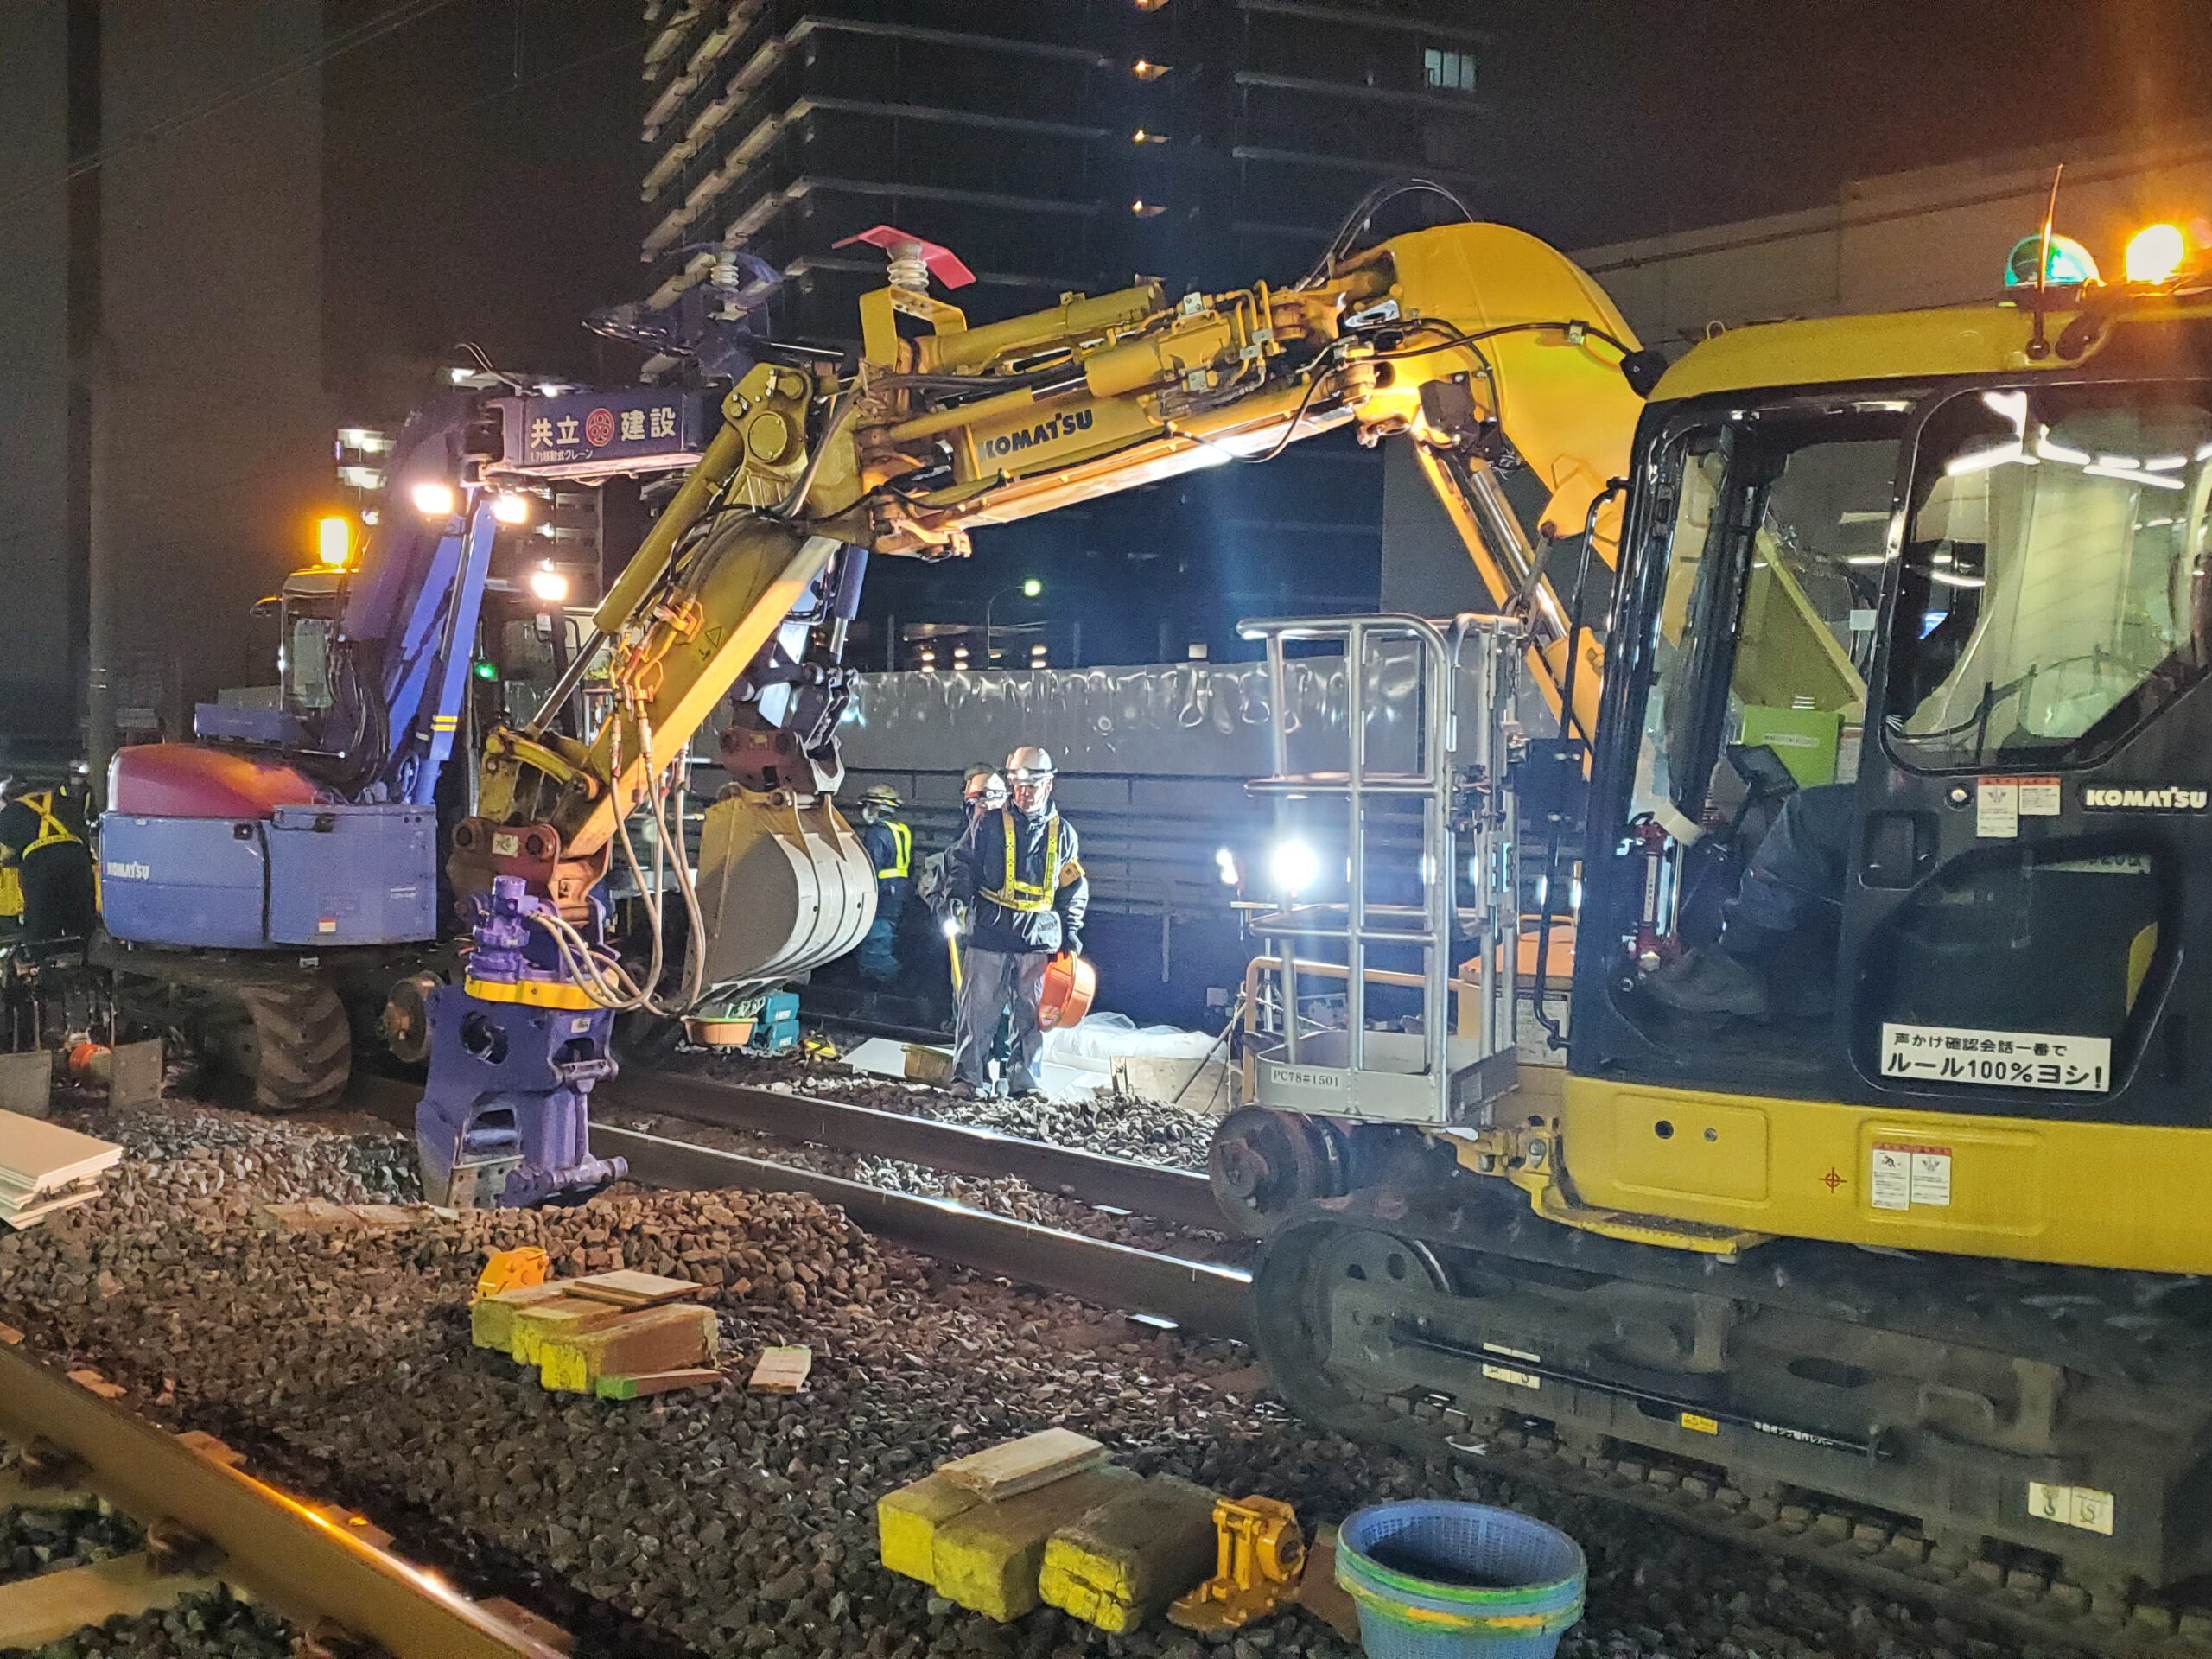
[{"left": 475, "top": 1246, "right": 550, "bottom": 1300}]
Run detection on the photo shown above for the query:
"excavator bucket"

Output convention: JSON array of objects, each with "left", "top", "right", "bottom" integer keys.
[{"left": 687, "top": 791, "right": 877, "bottom": 990}]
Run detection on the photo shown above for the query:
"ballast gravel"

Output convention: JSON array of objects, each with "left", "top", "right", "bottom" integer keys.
[
  {"left": 0, "top": 1103, "right": 2055, "bottom": 1659},
  {"left": 688, "top": 1044, "right": 1220, "bottom": 1173}
]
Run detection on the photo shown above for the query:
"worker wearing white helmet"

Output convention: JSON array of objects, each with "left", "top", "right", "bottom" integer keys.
[{"left": 944, "top": 745, "right": 1088, "bottom": 1098}]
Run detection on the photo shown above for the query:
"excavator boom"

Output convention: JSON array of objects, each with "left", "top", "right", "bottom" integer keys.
[{"left": 426, "top": 213, "right": 1654, "bottom": 1206}]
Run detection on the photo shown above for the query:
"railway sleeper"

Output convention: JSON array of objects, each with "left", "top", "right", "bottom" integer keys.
[{"left": 1255, "top": 1209, "right": 2212, "bottom": 1649}]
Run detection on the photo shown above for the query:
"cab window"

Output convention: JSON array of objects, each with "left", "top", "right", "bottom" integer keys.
[
  {"left": 284, "top": 614, "right": 335, "bottom": 713},
  {"left": 1885, "top": 385, "right": 2212, "bottom": 771},
  {"left": 1608, "top": 407, "right": 1902, "bottom": 1049},
  {"left": 1630, "top": 416, "right": 1896, "bottom": 831}
]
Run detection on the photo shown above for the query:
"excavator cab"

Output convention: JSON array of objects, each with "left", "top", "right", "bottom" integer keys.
[{"left": 1567, "top": 317, "right": 2212, "bottom": 1276}]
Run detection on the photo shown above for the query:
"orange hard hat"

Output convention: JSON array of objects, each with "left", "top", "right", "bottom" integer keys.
[{"left": 1038, "top": 951, "right": 1096, "bottom": 1031}]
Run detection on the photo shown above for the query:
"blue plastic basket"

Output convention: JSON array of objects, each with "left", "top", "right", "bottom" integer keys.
[{"left": 1334, "top": 1501, "right": 1586, "bottom": 1659}]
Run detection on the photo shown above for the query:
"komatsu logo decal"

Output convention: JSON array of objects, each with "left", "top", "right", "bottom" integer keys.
[
  {"left": 105, "top": 860, "right": 151, "bottom": 880},
  {"left": 977, "top": 407, "right": 1095, "bottom": 461},
  {"left": 2082, "top": 786, "right": 2209, "bottom": 811}
]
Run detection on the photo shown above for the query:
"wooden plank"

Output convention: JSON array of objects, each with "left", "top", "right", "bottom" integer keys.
[
  {"left": 0, "top": 1554, "right": 217, "bottom": 1648},
  {"left": 537, "top": 1306, "right": 717, "bottom": 1394},
  {"left": 563, "top": 1269, "right": 704, "bottom": 1308},
  {"left": 747, "top": 1346, "right": 812, "bottom": 1394},
  {"left": 938, "top": 1429, "right": 1107, "bottom": 1501},
  {"left": 0, "top": 1109, "right": 121, "bottom": 1193}
]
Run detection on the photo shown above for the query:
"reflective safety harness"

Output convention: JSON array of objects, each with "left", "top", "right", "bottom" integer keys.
[
  {"left": 0, "top": 792, "right": 77, "bottom": 923},
  {"left": 981, "top": 809, "right": 1063, "bottom": 913},
  {"left": 876, "top": 820, "right": 912, "bottom": 880},
  {"left": 17, "top": 792, "right": 80, "bottom": 855}
]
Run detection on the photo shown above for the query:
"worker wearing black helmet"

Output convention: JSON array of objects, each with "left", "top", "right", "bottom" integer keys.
[
  {"left": 855, "top": 783, "right": 912, "bottom": 984},
  {"left": 944, "top": 746, "right": 1087, "bottom": 1098}
]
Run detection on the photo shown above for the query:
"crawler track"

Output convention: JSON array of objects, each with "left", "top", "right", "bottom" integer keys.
[{"left": 0, "top": 1341, "right": 563, "bottom": 1657}]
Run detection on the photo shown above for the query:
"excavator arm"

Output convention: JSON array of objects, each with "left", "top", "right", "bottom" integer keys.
[
  {"left": 424, "top": 214, "right": 1656, "bottom": 1205},
  {"left": 456, "top": 218, "right": 1650, "bottom": 912},
  {"left": 849, "top": 221, "right": 1648, "bottom": 742}
]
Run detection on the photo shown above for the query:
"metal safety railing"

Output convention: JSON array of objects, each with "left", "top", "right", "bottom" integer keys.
[{"left": 1236, "top": 613, "right": 1521, "bottom": 1123}]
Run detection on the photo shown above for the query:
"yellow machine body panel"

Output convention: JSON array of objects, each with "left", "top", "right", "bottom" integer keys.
[
  {"left": 1349, "top": 223, "right": 1644, "bottom": 541},
  {"left": 1560, "top": 1076, "right": 2212, "bottom": 1275},
  {"left": 1649, "top": 304, "right": 2044, "bottom": 400}
]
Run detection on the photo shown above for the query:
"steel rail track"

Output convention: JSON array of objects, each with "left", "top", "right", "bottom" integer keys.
[
  {"left": 351, "top": 1076, "right": 1253, "bottom": 1341},
  {"left": 0, "top": 1341, "right": 563, "bottom": 1657},
  {"left": 594, "top": 1122, "right": 1255, "bottom": 1340},
  {"left": 596, "top": 1069, "right": 1227, "bottom": 1230}
]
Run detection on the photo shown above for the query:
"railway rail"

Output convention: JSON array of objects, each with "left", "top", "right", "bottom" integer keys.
[
  {"left": 594, "top": 1069, "right": 1227, "bottom": 1230},
  {"left": 353, "top": 1072, "right": 1253, "bottom": 1341},
  {"left": 344, "top": 1070, "right": 2212, "bottom": 1656},
  {"left": 0, "top": 1339, "right": 566, "bottom": 1657}
]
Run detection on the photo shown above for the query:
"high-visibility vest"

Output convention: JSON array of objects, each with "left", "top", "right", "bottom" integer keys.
[
  {"left": 0, "top": 865, "right": 19, "bottom": 920},
  {"left": 17, "top": 792, "right": 80, "bottom": 855},
  {"left": 876, "top": 820, "right": 912, "bottom": 880},
  {"left": 981, "top": 810, "right": 1062, "bottom": 913}
]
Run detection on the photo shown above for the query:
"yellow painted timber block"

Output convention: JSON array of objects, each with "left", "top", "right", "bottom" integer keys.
[
  {"left": 537, "top": 1305, "right": 719, "bottom": 1395},
  {"left": 878, "top": 1472, "right": 982, "bottom": 1584},
  {"left": 1039, "top": 1474, "right": 1221, "bottom": 1632},
  {"left": 470, "top": 1282, "right": 568, "bottom": 1351},
  {"left": 506, "top": 1294, "right": 635, "bottom": 1366},
  {"left": 932, "top": 1465, "right": 1140, "bottom": 1623}
]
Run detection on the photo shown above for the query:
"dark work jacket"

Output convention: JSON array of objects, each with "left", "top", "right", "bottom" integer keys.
[
  {"left": 946, "top": 806, "right": 1087, "bottom": 956},
  {"left": 858, "top": 819, "right": 912, "bottom": 916}
]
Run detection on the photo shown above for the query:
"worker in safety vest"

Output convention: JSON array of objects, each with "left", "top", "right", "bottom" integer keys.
[
  {"left": 0, "top": 781, "right": 96, "bottom": 943},
  {"left": 944, "top": 747, "right": 1087, "bottom": 1098},
  {"left": 915, "top": 766, "right": 1004, "bottom": 916},
  {"left": 0, "top": 778, "right": 20, "bottom": 938},
  {"left": 855, "top": 784, "right": 912, "bottom": 984},
  {"left": 960, "top": 763, "right": 1007, "bottom": 829}
]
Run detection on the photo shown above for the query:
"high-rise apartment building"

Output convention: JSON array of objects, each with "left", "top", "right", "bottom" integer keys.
[{"left": 635, "top": 0, "right": 1491, "bottom": 664}]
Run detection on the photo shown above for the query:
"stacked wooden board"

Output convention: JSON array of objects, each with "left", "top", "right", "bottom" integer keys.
[
  {"left": 0, "top": 1109, "right": 122, "bottom": 1228},
  {"left": 471, "top": 1268, "right": 724, "bottom": 1398}
]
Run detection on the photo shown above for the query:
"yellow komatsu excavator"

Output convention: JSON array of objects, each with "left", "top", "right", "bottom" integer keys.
[{"left": 426, "top": 194, "right": 2212, "bottom": 1605}]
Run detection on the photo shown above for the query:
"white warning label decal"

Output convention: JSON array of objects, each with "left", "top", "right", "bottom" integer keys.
[
  {"left": 1975, "top": 778, "right": 2018, "bottom": 838},
  {"left": 2029, "top": 1481, "right": 2114, "bottom": 1535},
  {"left": 1870, "top": 1143, "right": 1952, "bottom": 1211},
  {"left": 1880, "top": 1022, "right": 2109, "bottom": 1092},
  {"left": 1478, "top": 1342, "right": 1541, "bottom": 1390}
]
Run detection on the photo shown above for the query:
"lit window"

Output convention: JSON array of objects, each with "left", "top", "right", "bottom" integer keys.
[{"left": 1423, "top": 48, "right": 1476, "bottom": 93}]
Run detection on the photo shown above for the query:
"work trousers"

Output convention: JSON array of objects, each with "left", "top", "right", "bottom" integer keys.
[
  {"left": 858, "top": 881, "right": 906, "bottom": 982},
  {"left": 1722, "top": 782, "right": 1853, "bottom": 955},
  {"left": 20, "top": 846, "right": 96, "bottom": 943},
  {"left": 954, "top": 946, "right": 1048, "bottom": 1095}
]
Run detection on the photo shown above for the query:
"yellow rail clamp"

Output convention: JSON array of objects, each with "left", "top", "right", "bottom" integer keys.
[
  {"left": 475, "top": 1247, "right": 550, "bottom": 1300},
  {"left": 1166, "top": 1495, "right": 1305, "bottom": 1632}
]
